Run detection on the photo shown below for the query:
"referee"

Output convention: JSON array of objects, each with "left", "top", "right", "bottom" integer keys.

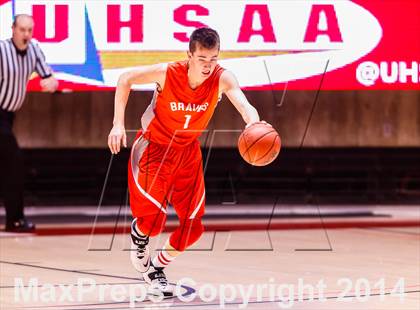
[{"left": 0, "top": 14, "right": 58, "bottom": 232}]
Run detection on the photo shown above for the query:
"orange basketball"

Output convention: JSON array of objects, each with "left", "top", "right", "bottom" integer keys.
[{"left": 238, "top": 122, "right": 281, "bottom": 166}]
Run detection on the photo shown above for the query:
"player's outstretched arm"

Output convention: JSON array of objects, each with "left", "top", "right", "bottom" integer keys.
[
  {"left": 220, "top": 70, "right": 260, "bottom": 126},
  {"left": 108, "top": 63, "right": 167, "bottom": 154}
]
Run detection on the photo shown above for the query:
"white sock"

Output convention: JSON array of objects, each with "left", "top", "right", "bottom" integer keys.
[{"left": 152, "top": 248, "right": 176, "bottom": 268}]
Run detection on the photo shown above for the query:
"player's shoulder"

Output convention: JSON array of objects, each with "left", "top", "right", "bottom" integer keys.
[
  {"left": 219, "top": 69, "right": 239, "bottom": 92},
  {"left": 220, "top": 69, "right": 235, "bottom": 81},
  {"left": 140, "top": 62, "right": 168, "bottom": 85},
  {"left": 137, "top": 62, "right": 167, "bottom": 79},
  {"left": 166, "top": 60, "right": 187, "bottom": 72}
]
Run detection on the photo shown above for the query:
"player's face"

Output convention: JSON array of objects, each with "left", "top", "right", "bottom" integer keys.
[
  {"left": 12, "top": 16, "right": 34, "bottom": 49},
  {"left": 188, "top": 44, "right": 219, "bottom": 80}
]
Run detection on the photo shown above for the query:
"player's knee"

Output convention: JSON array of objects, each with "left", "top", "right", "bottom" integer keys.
[
  {"left": 136, "top": 212, "right": 166, "bottom": 237},
  {"left": 169, "top": 218, "right": 204, "bottom": 252}
]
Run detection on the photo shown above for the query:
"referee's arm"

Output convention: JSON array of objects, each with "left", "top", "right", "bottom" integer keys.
[{"left": 33, "top": 42, "right": 58, "bottom": 93}]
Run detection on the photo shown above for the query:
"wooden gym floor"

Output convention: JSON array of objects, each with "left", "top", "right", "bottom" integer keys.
[{"left": 0, "top": 205, "right": 419, "bottom": 309}]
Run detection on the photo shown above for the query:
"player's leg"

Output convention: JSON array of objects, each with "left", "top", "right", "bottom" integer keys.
[
  {"left": 141, "top": 140, "right": 203, "bottom": 297},
  {"left": 128, "top": 133, "right": 173, "bottom": 273},
  {"left": 151, "top": 140, "right": 205, "bottom": 269},
  {"left": 131, "top": 212, "right": 175, "bottom": 297}
]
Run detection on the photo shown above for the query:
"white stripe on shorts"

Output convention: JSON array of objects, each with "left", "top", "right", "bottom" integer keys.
[
  {"left": 189, "top": 190, "right": 205, "bottom": 219},
  {"left": 130, "top": 135, "right": 167, "bottom": 214}
]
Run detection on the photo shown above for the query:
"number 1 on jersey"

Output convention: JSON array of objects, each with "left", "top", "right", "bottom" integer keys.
[{"left": 183, "top": 114, "right": 192, "bottom": 129}]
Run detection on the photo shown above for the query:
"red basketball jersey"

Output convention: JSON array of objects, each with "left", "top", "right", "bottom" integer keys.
[{"left": 141, "top": 60, "right": 225, "bottom": 146}]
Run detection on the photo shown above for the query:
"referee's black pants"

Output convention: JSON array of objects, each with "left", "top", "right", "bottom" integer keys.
[{"left": 0, "top": 109, "right": 25, "bottom": 224}]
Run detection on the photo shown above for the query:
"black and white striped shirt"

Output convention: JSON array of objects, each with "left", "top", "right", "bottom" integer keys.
[{"left": 0, "top": 39, "right": 52, "bottom": 112}]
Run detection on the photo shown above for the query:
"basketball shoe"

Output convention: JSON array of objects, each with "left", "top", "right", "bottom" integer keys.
[
  {"left": 130, "top": 218, "right": 150, "bottom": 273},
  {"left": 143, "top": 263, "right": 174, "bottom": 297}
]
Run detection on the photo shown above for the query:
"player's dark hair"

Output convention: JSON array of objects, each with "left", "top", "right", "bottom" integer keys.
[{"left": 189, "top": 27, "right": 220, "bottom": 53}]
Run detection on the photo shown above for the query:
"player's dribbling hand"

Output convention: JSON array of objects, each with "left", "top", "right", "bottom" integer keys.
[
  {"left": 108, "top": 125, "right": 127, "bottom": 154},
  {"left": 245, "top": 120, "right": 271, "bottom": 129}
]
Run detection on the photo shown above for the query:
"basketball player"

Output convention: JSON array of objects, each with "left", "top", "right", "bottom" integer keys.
[{"left": 108, "top": 27, "right": 263, "bottom": 296}]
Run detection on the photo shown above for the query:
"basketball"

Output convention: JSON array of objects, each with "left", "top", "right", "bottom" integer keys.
[{"left": 238, "top": 122, "right": 281, "bottom": 166}]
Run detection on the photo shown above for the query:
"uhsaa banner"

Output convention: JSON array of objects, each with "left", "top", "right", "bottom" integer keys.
[{"left": 0, "top": 0, "right": 418, "bottom": 90}]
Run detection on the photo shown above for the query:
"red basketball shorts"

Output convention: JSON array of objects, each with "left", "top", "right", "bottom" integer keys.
[{"left": 128, "top": 131, "right": 205, "bottom": 242}]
